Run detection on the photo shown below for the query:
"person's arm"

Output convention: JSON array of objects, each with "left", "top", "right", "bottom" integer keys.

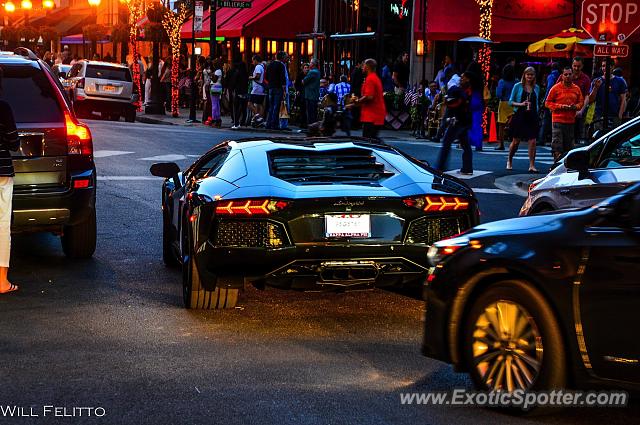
[
  {"left": 588, "top": 79, "right": 601, "bottom": 104},
  {"left": 545, "top": 85, "right": 563, "bottom": 112},
  {"left": 0, "top": 105, "right": 20, "bottom": 152},
  {"left": 508, "top": 84, "right": 524, "bottom": 107}
]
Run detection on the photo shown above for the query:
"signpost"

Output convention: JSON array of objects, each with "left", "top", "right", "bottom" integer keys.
[
  {"left": 580, "top": 0, "right": 639, "bottom": 130},
  {"left": 581, "top": 0, "right": 640, "bottom": 42},
  {"left": 593, "top": 43, "right": 629, "bottom": 57},
  {"left": 217, "top": 0, "right": 251, "bottom": 7},
  {"left": 194, "top": 1, "right": 204, "bottom": 33}
]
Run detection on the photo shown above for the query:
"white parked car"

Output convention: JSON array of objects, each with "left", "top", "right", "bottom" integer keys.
[{"left": 65, "top": 60, "right": 138, "bottom": 122}]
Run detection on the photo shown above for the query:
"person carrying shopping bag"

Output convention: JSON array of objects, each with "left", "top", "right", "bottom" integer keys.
[{"left": 0, "top": 68, "right": 20, "bottom": 294}]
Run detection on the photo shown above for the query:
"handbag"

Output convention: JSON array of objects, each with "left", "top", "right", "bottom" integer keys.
[{"left": 279, "top": 101, "right": 290, "bottom": 119}]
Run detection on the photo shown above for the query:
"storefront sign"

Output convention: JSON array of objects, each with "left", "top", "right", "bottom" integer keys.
[
  {"left": 194, "top": 1, "right": 204, "bottom": 33},
  {"left": 390, "top": 0, "right": 410, "bottom": 19},
  {"left": 217, "top": 0, "right": 252, "bottom": 7}
]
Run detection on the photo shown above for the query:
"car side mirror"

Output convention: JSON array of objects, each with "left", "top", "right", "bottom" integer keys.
[
  {"left": 564, "top": 150, "right": 590, "bottom": 180},
  {"left": 150, "top": 162, "right": 180, "bottom": 178}
]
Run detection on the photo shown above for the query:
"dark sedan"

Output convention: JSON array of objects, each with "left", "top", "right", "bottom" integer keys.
[
  {"left": 150, "top": 137, "right": 479, "bottom": 310},
  {"left": 422, "top": 182, "right": 640, "bottom": 397}
]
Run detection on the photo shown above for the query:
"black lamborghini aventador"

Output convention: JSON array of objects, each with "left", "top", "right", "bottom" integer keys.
[{"left": 150, "top": 137, "right": 479, "bottom": 310}]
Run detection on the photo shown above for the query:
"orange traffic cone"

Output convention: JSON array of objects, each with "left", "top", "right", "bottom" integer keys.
[{"left": 488, "top": 111, "right": 498, "bottom": 143}]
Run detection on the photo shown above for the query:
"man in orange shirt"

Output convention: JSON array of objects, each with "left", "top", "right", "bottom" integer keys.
[
  {"left": 355, "top": 59, "right": 387, "bottom": 140},
  {"left": 545, "top": 66, "right": 584, "bottom": 161}
]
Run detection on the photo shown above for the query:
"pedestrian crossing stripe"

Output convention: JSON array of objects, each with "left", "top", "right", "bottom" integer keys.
[
  {"left": 444, "top": 170, "right": 493, "bottom": 179},
  {"left": 94, "top": 150, "right": 135, "bottom": 158}
]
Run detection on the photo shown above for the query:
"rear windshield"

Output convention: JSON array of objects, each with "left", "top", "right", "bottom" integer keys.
[
  {"left": 86, "top": 65, "right": 132, "bottom": 82},
  {"left": 0, "top": 64, "right": 63, "bottom": 123}
]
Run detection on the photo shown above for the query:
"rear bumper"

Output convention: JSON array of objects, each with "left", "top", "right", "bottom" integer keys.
[
  {"left": 196, "top": 243, "right": 430, "bottom": 291},
  {"left": 11, "top": 169, "right": 96, "bottom": 232},
  {"left": 74, "top": 95, "right": 135, "bottom": 113}
]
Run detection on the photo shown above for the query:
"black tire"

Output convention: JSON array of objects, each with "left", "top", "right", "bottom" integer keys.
[
  {"left": 463, "top": 280, "right": 566, "bottom": 399},
  {"left": 182, "top": 227, "right": 238, "bottom": 309},
  {"left": 162, "top": 207, "right": 179, "bottom": 268},
  {"left": 61, "top": 209, "right": 97, "bottom": 258},
  {"left": 124, "top": 109, "right": 136, "bottom": 123}
]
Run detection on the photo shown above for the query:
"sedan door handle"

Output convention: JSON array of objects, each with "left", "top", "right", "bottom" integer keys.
[{"left": 559, "top": 189, "right": 570, "bottom": 195}]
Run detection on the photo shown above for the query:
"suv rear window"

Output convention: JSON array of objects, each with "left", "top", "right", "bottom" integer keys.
[
  {"left": 0, "top": 64, "right": 63, "bottom": 123},
  {"left": 85, "top": 65, "right": 132, "bottom": 82}
]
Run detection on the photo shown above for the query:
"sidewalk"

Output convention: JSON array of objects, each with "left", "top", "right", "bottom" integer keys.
[{"left": 135, "top": 107, "right": 417, "bottom": 140}]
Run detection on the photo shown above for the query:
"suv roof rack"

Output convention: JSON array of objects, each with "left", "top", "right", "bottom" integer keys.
[{"left": 13, "top": 47, "right": 39, "bottom": 61}]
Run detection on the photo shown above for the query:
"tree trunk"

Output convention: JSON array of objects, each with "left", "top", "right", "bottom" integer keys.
[{"left": 145, "top": 40, "right": 165, "bottom": 115}]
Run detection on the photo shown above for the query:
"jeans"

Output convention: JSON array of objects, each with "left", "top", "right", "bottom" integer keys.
[
  {"left": 362, "top": 122, "right": 380, "bottom": 139},
  {"left": 306, "top": 99, "right": 318, "bottom": 125},
  {"left": 538, "top": 107, "right": 552, "bottom": 145},
  {"left": 279, "top": 93, "right": 290, "bottom": 129},
  {"left": 233, "top": 93, "right": 248, "bottom": 126},
  {"left": 267, "top": 88, "right": 283, "bottom": 129},
  {"left": 436, "top": 124, "right": 472, "bottom": 173},
  {"left": 341, "top": 109, "right": 352, "bottom": 136}
]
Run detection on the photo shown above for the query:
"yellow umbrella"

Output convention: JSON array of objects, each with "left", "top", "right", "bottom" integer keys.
[{"left": 526, "top": 28, "right": 593, "bottom": 58}]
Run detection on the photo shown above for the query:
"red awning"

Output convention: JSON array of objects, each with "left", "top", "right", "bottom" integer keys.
[
  {"left": 181, "top": 0, "right": 313, "bottom": 40},
  {"left": 416, "top": 0, "right": 574, "bottom": 43}
]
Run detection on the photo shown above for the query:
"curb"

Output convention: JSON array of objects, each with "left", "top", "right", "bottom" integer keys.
[{"left": 135, "top": 115, "right": 176, "bottom": 126}]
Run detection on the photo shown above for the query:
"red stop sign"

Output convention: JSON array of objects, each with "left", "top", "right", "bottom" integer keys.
[{"left": 581, "top": 0, "right": 640, "bottom": 42}]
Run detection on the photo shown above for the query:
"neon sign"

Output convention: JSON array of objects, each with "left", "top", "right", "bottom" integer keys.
[{"left": 390, "top": 0, "right": 410, "bottom": 19}]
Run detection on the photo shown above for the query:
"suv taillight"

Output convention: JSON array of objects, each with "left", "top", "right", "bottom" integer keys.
[
  {"left": 76, "top": 77, "right": 85, "bottom": 89},
  {"left": 65, "top": 112, "right": 92, "bottom": 156}
]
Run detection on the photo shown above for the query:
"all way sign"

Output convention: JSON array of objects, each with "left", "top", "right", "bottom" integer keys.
[{"left": 594, "top": 43, "right": 629, "bottom": 56}]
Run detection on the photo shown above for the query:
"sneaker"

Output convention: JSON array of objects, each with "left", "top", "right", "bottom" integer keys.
[
  {"left": 230, "top": 125, "right": 239, "bottom": 130},
  {"left": 494, "top": 145, "right": 505, "bottom": 150}
]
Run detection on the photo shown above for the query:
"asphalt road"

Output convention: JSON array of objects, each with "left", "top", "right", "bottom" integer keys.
[{"left": 0, "top": 121, "right": 637, "bottom": 424}]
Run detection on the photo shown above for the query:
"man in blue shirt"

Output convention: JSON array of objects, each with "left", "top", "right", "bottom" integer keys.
[
  {"left": 333, "top": 75, "right": 351, "bottom": 107},
  {"left": 588, "top": 61, "right": 628, "bottom": 130}
]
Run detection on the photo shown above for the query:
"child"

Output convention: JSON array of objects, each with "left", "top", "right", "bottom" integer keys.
[{"left": 209, "top": 69, "right": 223, "bottom": 128}]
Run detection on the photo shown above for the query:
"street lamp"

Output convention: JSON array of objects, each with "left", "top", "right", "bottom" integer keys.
[
  {"left": 87, "top": 0, "right": 101, "bottom": 6},
  {"left": 42, "top": 0, "right": 54, "bottom": 8},
  {"left": 20, "top": 0, "right": 31, "bottom": 9},
  {"left": 4, "top": 1, "right": 16, "bottom": 12}
]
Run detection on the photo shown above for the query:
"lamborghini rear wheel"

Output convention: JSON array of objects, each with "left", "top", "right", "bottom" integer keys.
[{"left": 182, "top": 240, "right": 238, "bottom": 310}]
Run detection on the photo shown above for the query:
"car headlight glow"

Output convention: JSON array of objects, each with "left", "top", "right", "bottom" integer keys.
[{"left": 427, "top": 237, "right": 481, "bottom": 266}]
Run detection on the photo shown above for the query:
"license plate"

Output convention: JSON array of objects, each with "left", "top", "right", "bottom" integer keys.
[
  {"left": 102, "top": 85, "right": 117, "bottom": 93},
  {"left": 325, "top": 214, "right": 370, "bottom": 238}
]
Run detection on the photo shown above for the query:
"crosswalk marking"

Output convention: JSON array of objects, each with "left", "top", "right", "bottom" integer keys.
[
  {"left": 138, "top": 154, "right": 189, "bottom": 161},
  {"left": 99, "top": 176, "right": 160, "bottom": 180},
  {"left": 445, "top": 170, "right": 493, "bottom": 179},
  {"left": 94, "top": 150, "right": 135, "bottom": 158},
  {"left": 473, "top": 188, "right": 511, "bottom": 194}
]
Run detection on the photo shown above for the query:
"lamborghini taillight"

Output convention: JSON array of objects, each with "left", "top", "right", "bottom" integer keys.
[
  {"left": 215, "top": 199, "right": 289, "bottom": 216},
  {"left": 403, "top": 195, "right": 470, "bottom": 212}
]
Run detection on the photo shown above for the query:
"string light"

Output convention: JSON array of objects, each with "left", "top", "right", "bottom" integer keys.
[
  {"left": 475, "top": 0, "right": 493, "bottom": 134},
  {"left": 162, "top": 4, "right": 187, "bottom": 117},
  {"left": 123, "top": 0, "right": 147, "bottom": 112}
]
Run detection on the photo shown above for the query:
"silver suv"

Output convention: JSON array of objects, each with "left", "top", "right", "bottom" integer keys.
[
  {"left": 521, "top": 116, "right": 640, "bottom": 215},
  {"left": 65, "top": 60, "right": 138, "bottom": 122}
]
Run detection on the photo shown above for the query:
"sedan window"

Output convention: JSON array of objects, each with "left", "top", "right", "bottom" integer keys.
[{"left": 597, "top": 133, "right": 640, "bottom": 169}]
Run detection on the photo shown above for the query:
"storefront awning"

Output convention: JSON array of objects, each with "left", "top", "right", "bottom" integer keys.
[
  {"left": 60, "top": 33, "right": 110, "bottom": 45},
  {"left": 54, "top": 14, "right": 94, "bottom": 37},
  {"left": 181, "top": 0, "right": 313, "bottom": 40},
  {"left": 415, "top": 0, "right": 574, "bottom": 43}
]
